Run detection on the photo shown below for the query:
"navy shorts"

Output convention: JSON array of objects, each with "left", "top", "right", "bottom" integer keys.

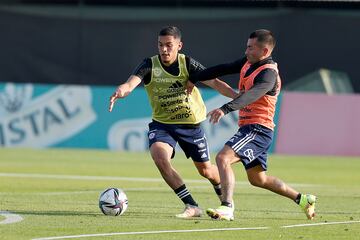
[
  {"left": 225, "top": 124, "right": 273, "bottom": 170},
  {"left": 148, "top": 121, "right": 210, "bottom": 162}
]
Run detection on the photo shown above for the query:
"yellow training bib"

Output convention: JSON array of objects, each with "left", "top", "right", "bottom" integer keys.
[{"left": 144, "top": 54, "right": 206, "bottom": 124}]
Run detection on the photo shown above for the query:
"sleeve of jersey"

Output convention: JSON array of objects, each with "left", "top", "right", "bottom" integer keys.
[
  {"left": 219, "top": 69, "right": 277, "bottom": 114},
  {"left": 131, "top": 58, "right": 152, "bottom": 81},
  {"left": 187, "top": 56, "right": 206, "bottom": 73},
  {"left": 189, "top": 58, "right": 246, "bottom": 83}
]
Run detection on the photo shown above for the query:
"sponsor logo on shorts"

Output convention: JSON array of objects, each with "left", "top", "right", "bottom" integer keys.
[
  {"left": 194, "top": 137, "right": 205, "bottom": 143},
  {"left": 197, "top": 142, "right": 206, "bottom": 148}
]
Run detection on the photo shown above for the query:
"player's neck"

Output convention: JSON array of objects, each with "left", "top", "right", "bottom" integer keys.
[{"left": 161, "top": 58, "right": 178, "bottom": 67}]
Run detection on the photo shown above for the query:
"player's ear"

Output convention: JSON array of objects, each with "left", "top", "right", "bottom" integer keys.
[
  {"left": 262, "top": 47, "right": 269, "bottom": 57},
  {"left": 178, "top": 41, "right": 183, "bottom": 51}
]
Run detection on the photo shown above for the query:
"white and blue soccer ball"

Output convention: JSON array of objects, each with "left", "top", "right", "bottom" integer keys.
[{"left": 99, "top": 188, "right": 128, "bottom": 216}]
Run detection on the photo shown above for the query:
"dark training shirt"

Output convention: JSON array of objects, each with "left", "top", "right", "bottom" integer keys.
[
  {"left": 190, "top": 56, "right": 279, "bottom": 114},
  {"left": 132, "top": 54, "right": 206, "bottom": 85}
]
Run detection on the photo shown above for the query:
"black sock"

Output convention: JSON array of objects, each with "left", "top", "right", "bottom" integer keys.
[
  {"left": 295, "top": 193, "right": 302, "bottom": 204},
  {"left": 174, "top": 184, "right": 198, "bottom": 206},
  {"left": 221, "top": 201, "right": 232, "bottom": 208},
  {"left": 213, "top": 183, "right": 222, "bottom": 196}
]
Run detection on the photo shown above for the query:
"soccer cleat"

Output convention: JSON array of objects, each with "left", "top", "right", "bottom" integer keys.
[
  {"left": 299, "top": 194, "right": 317, "bottom": 220},
  {"left": 175, "top": 204, "right": 202, "bottom": 218},
  {"left": 206, "top": 205, "right": 234, "bottom": 221}
]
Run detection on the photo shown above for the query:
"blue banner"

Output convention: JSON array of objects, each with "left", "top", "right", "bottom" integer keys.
[{"left": 0, "top": 82, "right": 244, "bottom": 153}]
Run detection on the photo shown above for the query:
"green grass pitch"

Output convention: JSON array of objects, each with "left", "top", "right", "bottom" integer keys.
[{"left": 0, "top": 148, "right": 359, "bottom": 240}]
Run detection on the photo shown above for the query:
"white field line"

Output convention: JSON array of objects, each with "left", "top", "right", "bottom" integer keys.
[
  {"left": 0, "top": 211, "right": 24, "bottom": 224},
  {"left": 0, "top": 187, "right": 211, "bottom": 196},
  {"left": 31, "top": 227, "right": 269, "bottom": 240},
  {"left": 282, "top": 220, "right": 360, "bottom": 228},
  {"left": 31, "top": 220, "right": 360, "bottom": 240},
  {"left": 0, "top": 172, "right": 320, "bottom": 188}
]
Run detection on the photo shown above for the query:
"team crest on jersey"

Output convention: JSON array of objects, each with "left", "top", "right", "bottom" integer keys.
[
  {"left": 148, "top": 132, "right": 156, "bottom": 140},
  {"left": 243, "top": 148, "right": 255, "bottom": 161},
  {"left": 153, "top": 67, "right": 162, "bottom": 77}
]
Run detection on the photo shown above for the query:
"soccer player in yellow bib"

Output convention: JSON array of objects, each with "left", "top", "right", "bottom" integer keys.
[{"left": 109, "top": 26, "right": 237, "bottom": 218}]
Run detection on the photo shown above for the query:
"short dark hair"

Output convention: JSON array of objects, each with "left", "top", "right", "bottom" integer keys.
[
  {"left": 249, "top": 29, "right": 276, "bottom": 49},
  {"left": 159, "top": 26, "right": 182, "bottom": 40}
]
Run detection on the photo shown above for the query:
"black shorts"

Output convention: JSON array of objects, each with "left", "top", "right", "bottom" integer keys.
[
  {"left": 225, "top": 124, "right": 273, "bottom": 170},
  {"left": 148, "top": 121, "right": 210, "bottom": 162}
]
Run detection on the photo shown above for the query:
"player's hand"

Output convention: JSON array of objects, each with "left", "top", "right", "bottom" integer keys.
[
  {"left": 186, "top": 80, "right": 195, "bottom": 95},
  {"left": 109, "top": 93, "right": 118, "bottom": 112},
  {"left": 207, "top": 108, "right": 225, "bottom": 124},
  {"left": 109, "top": 88, "right": 123, "bottom": 112}
]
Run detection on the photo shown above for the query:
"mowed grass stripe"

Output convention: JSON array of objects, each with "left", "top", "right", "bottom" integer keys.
[
  {"left": 0, "top": 172, "right": 322, "bottom": 187},
  {"left": 1, "top": 148, "right": 360, "bottom": 240},
  {"left": 32, "top": 227, "right": 270, "bottom": 240},
  {"left": 31, "top": 221, "right": 360, "bottom": 240}
]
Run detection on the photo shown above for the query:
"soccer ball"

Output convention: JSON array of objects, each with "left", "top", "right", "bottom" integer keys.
[{"left": 99, "top": 188, "right": 128, "bottom": 216}]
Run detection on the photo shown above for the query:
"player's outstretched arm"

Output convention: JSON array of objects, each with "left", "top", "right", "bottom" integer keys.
[
  {"left": 202, "top": 79, "right": 238, "bottom": 99},
  {"left": 109, "top": 75, "right": 142, "bottom": 112}
]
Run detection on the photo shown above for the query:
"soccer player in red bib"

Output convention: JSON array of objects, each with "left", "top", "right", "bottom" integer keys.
[{"left": 189, "top": 29, "right": 316, "bottom": 221}]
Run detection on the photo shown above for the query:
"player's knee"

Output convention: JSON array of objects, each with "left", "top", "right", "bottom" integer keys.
[
  {"left": 153, "top": 158, "right": 171, "bottom": 172},
  {"left": 248, "top": 175, "right": 266, "bottom": 187},
  {"left": 197, "top": 166, "right": 212, "bottom": 179},
  {"left": 215, "top": 153, "right": 230, "bottom": 168}
]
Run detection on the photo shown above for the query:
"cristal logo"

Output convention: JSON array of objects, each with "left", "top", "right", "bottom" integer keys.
[
  {"left": 0, "top": 83, "right": 96, "bottom": 147},
  {"left": 0, "top": 83, "right": 32, "bottom": 114}
]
